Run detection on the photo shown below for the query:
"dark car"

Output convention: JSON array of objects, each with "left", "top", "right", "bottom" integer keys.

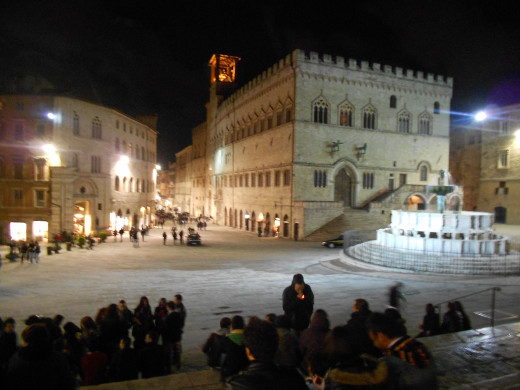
[
  {"left": 321, "top": 235, "right": 343, "bottom": 248},
  {"left": 187, "top": 232, "right": 201, "bottom": 246}
]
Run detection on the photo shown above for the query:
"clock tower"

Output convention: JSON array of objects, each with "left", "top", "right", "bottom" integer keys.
[{"left": 208, "top": 54, "right": 241, "bottom": 98}]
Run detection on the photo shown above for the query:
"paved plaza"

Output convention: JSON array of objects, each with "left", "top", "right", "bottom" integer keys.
[{"left": 1, "top": 221, "right": 520, "bottom": 374}]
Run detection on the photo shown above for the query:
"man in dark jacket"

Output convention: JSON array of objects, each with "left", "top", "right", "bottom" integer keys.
[
  {"left": 282, "top": 274, "right": 314, "bottom": 336},
  {"left": 138, "top": 330, "right": 169, "bottom": 378},
  {"left": 6, "top": 323, "right": 76, "bottom": 390},
  {"left": 163, "top": 301, "right": 183, "bottom": 371},
  {"left": 227, "top": 320, "right": 307, "bottom": 390},
  {"left": 344, "top": 298, "right": 381, "bottom": 357}
]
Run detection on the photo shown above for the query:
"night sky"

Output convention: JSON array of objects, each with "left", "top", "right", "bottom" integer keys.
[{"left": 1, "top": 0, "right": 520, "bottom": 166}]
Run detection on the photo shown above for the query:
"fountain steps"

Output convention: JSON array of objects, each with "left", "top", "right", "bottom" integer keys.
[{"left": 347, "top": 242, "right": 520, "bottom": 275}]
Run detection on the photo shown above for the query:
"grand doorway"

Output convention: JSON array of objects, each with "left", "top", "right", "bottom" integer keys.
[
  {"left": 334, "top": 168, "right": 353, "bottom": 207},
  {"left": 73, "top": 201, "right": 91, "bottom": 236}
]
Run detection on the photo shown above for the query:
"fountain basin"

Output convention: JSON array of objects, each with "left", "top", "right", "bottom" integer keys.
[{"left": 378, "top": 210, "right": 507, "bottom": 255}]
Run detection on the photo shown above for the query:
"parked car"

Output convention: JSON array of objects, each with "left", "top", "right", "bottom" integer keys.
[
  {"left": 321, "top": 235, "right": 343, "bottom": 248},
  {"left": 187, "top": 232, "right": 202, "bottom": 246}
]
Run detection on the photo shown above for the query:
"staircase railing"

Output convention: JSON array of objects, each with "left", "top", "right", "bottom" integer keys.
[{"left": 434, "top": 287, "right": 502, "bottom": 327}]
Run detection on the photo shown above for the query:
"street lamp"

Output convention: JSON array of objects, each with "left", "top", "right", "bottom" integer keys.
[{"left": 475, "top": 111, "right": 487, "bottom": 122}]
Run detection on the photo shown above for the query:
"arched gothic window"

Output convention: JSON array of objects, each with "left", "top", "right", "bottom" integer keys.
[
  {"left": 339, "top": 103, "right": 353, "bottom": 127},
  {"left": 398, "top": 111, "right": 411, "bottom": 133},
  {"left": 418, "top": 112, "right": 432, "bottom": 135},
  {"left": 115, "top": 176, "right": 120, "bottom": 191},
  {"left": 434, "top": 102, "right": 440, "bottom": 114},
  {"left": 420, "top": 165, "right": 428, "bottom": 181},
  {"left": 363, "top": 106, "right": 376, "bottom": 129},
  {"left": 91, "top": 117, "right": 102, "bottom": 139},
  {"left": 313, "top": 98, "right": 329, "bottom": 124},
  {"left": 73, "top": 113, "right": 80, "bottom": 135}
]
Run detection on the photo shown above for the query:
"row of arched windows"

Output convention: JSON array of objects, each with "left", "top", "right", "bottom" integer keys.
[
  {"left": 212, "top": 99, "right": 294, "bottom": 150},
  {"left": 223, "top": 208, "right": 290, "bottom": 237},
  {"left": 114, "top": 138, "right": 154, "bottom": 161},
  {"left": 312, "top": 97, "right": 436, "bottom": 135},
  {"left": 114, "top": 176, "right": 153, "bottom": 193}
]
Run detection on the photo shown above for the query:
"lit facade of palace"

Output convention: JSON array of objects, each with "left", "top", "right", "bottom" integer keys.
[
  {"left": 0, "top": 95, "right": 158, "bottom": 243},
  {"left": 450, "top": 104, "right": 520, "bottom": 224},
  {"left": 178, "top": 50, "right": 454, "bottom": 239}
]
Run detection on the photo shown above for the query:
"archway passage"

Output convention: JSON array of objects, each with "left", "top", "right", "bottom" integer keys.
[
  {"left": 334, "top": 168, "right": 353, "bottom": 207},
  {"left": 407, "top": 195, "right": 426, "bottom": 211}
]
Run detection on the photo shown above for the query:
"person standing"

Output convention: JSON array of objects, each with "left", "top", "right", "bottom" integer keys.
[
  {"left": 389, "top": 282, "right": 406, "bottom": 312},
  {"left": 34, "top": 241, "right": 40, "bottom": 263},
  {"left": 119, "top": 228, "right": 124, "bottom": 242},
  {"left": 282, "top": 274, "right": 314, "bottom": 336},
  {"left": 163, "top": 301, "right": 183, "bottom": 372},
  {"left": 162, "top": 231, "right": 167, "bottom": 245},
  {"left": 179, "top": 229, "right": 184, "bottom": 245}
]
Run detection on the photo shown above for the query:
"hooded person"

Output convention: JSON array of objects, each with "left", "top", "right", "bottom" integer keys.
[{"left": 282, "top": 274, "right": 314, "bottom": 335}]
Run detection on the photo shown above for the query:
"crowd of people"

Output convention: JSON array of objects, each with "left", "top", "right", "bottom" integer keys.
[
  {"left": 202, "top": 275, "right": 472, "bottom": 389},
  {"left": 0, "top": 295, "right": 186, "bottom": 389},
  {"left": 0, "top": 274, "right": 473, "bottom": 389}
]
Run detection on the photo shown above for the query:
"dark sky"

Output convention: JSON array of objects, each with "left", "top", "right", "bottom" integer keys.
[{"left": 1, "top": 1, "right": 520, "bottom": 166}]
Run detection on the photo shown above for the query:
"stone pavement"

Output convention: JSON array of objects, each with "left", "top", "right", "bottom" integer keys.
[
  {"left": 1, "top": 222, "right": 520, "bottom": 389},
  {"left": 79, "top": 321, "right": 520, "bottom": 389}
]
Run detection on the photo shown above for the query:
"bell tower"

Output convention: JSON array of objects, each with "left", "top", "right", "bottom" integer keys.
[{"left": 208, "top": 54, "right": 241, "bottom": 98}]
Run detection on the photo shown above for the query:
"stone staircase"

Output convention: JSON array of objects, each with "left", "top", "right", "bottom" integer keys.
[{"left": 305, "top": 209, "right": 389, "bottom": 242}]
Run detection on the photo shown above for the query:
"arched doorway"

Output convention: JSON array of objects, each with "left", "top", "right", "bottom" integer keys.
[
  {"left": 407, "top": 194, "right": 426, "bottom": 211},
  {"left": 334, "top": 168, "right": 353, "bottom": 207},
  {"left": 240, "top": 210, "right": 243, "bottom": 229},
  {"left": 251, "top": 211, "right": 256, "bottom": 232},
  {"left": 224, "top": 207, "right": 227, "bottom": 225},
  {"left": 229, "top": 208, "right": 233, "bottom": 227},
  {"left": 283, "top": 215, "right": 289, "bottom": 237}
]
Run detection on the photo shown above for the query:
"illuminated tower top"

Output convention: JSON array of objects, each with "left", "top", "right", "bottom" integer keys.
[{"left": 209, "top": 54, "right": 241, "bottom": 85}]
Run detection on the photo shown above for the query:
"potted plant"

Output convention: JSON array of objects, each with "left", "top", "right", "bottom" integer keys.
[
  {"left": 99, "top": 232, "right": 108, "bottom": 243},
  {"left": 77, "top": 236, "right": 86, "bottom": 249}
]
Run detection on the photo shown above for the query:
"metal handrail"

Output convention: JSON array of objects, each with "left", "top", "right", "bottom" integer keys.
[{"left": 435, "top": 287, "right": 502, "bottom": 327}]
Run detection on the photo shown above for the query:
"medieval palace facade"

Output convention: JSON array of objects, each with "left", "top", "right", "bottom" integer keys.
[{"left": 174, "top": 50, "right": 453, "bottom": 239}]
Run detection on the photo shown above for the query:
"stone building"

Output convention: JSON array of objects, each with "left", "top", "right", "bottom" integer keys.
[
  {"left": 0, "top": 95, "right": 158, "bottom": 243},
  {"left": 178, "top": 50, "right": 453, "bottom": 238},
  {"left": 450, "top": 104, "right": 520, "bottom": 223}
]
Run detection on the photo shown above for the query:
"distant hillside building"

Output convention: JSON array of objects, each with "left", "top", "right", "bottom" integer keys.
[
  {"left": 176, "top": 50, "right": 453, "bottom": 239},
  {"left": 0, "top": 95, "right": 158, "bottom": 243},
  {"left": 450, "top": 104, "right": 520, "bottom": 223}
]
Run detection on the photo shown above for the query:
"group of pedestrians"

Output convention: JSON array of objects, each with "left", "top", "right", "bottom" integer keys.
[
  {"left": 0, "top": 294, "right": 187, "bottom": 389},
  {"left": 7, "top": 240, "right": 41, "bottom": 263},
  {"left": 163, "top": 227, "right": 185, "bottom": 245}
]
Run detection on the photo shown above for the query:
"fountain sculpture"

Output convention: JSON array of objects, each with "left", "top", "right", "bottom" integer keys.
[{"left": 345, "top": 170, "right": 518, "bottom": 274}]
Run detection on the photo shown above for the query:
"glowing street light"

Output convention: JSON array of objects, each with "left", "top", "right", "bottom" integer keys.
[
  {"left": 42, "top": 144, "right": 60, "bottom": 166},
  {"left": 47, "top": 112, "right": 56, "bottom": 120},
  {"left": 475, "top": 111, "right": 487, "bottom": 122}
]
